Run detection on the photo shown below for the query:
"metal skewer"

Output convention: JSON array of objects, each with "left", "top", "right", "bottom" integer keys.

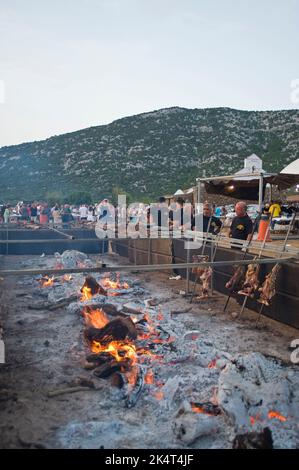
[
  {"left": 255, "top": 213, "right": 296, "bottom": 327},
  {"left": 223, "top": 212, "right": 261, "bottom": 313}
]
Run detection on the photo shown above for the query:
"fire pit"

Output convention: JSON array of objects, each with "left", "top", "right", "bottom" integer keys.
[{"left": 0, "top": 252, "right": 298, "bottom": 449}]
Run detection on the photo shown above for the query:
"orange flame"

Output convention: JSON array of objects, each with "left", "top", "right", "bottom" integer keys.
[
  {"left": 81, "top": 286, "right": 93, "bottom": 302},
  {"left": 40, "top": 275, "right": 55, "bottom": 287},
  {"left": 91, "top": 339, "right": 137, "bottom": 365},
  {"left": 83, "top": 308, "right": 109, "bottom": 329},
  {"left": 145, "top": 369, "right": 154, "bottom": 384},
  {"left": 62, "top": 274, "right": 73, "bottom": 282},
  {"left": 208, "top": 359, "right": 217, "bottom": 369},
  {"left": 190, "top": 403, "right": 211, "bottom": 415},
  {"left": 268, "top": 410, "right": 287, "bottom": 422},
  {"left": 101, "top": 277, "right": 130, "bottom": 291}
]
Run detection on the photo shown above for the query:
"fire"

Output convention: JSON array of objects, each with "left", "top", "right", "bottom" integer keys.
[
  {"left": 91, "top": 339, "right": 137, "bottom": 365},
  {"left": 191, "top": 403, "right": 207, "bottom": 414},
  {"left": 81, "top": 286, "right": 93, "bottom": 301},
  {"left": 268, "top": 410, "right": 287, "bottom": 422},
  {"left": 101, "top": 275, "right": 130, "bottom": 291},
  {"left": 83, "top": 308, "right": 109, "bottom": 329},
  {"left": 40, "top": 275, "right": 55, "bottom": 287},
  {"left": 208, "top": 359, "right": 217, "bottom": 369},
  {"left": 62, "top": 274, "right": 72, "bottom": 282},
  {"left": 145, "top": 368, "right": 154, "bottom": 384}
]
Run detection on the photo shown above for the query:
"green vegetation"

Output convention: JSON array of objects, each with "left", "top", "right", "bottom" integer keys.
[{"left": 0, "top": 107, "right": 298, "bottom": 203}]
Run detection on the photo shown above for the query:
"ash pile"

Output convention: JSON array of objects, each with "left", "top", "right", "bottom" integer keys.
[{"left": 20, "top": 251, "right": 299, "bottom": 449}]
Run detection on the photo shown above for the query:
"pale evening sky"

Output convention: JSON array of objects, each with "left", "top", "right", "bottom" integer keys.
[{"left": 0, "top": 0, "right": 298, "bottom": 148}]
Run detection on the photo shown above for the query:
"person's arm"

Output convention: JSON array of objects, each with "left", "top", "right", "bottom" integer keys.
[{"left": 246, "top": 218, "right": 254, "bottom": 241}]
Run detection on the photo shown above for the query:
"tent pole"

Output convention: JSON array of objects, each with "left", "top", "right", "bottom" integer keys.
[{"left": 258, "top": 172, "right": 264, "bottom": 211}]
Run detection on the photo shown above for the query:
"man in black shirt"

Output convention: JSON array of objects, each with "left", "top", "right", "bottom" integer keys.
[
  {"left": 229, "top": 202, "right": 253, "bottom": 246},
  {"left": 192, "top": 203, "right": 222, "bottom": 234}
]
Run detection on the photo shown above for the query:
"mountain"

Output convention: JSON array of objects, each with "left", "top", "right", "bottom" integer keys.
[{"left": 0, "top": 107, "right": 298, "bottom": 203}]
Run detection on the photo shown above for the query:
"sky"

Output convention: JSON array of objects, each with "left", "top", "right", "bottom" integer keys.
[{"left": 0, "top": 0, "right": 298, "bottom": 147}]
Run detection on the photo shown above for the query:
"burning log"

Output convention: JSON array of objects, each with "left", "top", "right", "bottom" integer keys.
[
  {"left": 81, "top": 276, "right": 107, "bottom": 298},
  {"left": 125, "top": 365, "right": 145, "bottom": 408},
  {"left": 191, "top": 402, "right": 222, "bottom": 416},
  {"left": 85, "top": 316, "right": 137, "bottom": 344},
  {"left": 93, "top": 359, "right": 130, "bottom": 379},
  {"left": 232, "top": 427, "right": 273, "bottom": 449},
  {"left": 86, "top": 352, "right": 113, "bottom": 364}
]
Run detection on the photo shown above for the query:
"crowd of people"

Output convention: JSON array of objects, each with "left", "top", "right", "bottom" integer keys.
[{"left": 0, "top": 198, "right": 297, "bottom": 240}]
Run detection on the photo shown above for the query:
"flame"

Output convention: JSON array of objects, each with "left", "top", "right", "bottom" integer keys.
[
  {"left": 191, "top": 403, "right": 212, "bottom": 415},
  {"left": 91, "top": 339, "right": 137, "bottom": 365},
  {"left": 40, "top": 275, "right": 55, "bottom": 287},
  {"left": 208, "top": 359, "right": 217, "bottom": 369},
  {"left": 83, "top": 308, "right": 109, "bottom": 329},
  {"left": 101, "top": 276, "right": 130, "bottom": 291},
  {"left": 268, "top": 410, "right": 287, "bottom": 422},
  {"left": 145, "top": 369, "right": 154, "bottom": 384},
  {"left": 62, "top": 274, "right": 72, "bottom": 282},
  {"left": 81, "top": 286, "right": 93, "bottom": 302}
]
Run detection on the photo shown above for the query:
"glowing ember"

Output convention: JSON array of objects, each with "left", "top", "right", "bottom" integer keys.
[
  {"left": 191, "top": 403, "right": 206, "bottom": 414},
  {"left": 157, "top": 311, "right": 164, "bottom": 321},
  {"left": 191, "top": 403, "right": 216, "bottom": 416},
  {"left": 81, "top": 286, "right": 93, "bottom": 301},
  {"left": 62, "top": 274, "right": 73, "bottom": 282},
  {"left": 145, "top": 369, "right": 154, "bottom": 384},
  {"left": 126, "top": 365, "right": 138, "bottom": 387},
  {"left": 153, "top": 390, "right": 164, "bottom": 401},
  {"left": 40, "top": 275, "right": 55, "bottom": 287},
  {"left": 208, "top": 359, "right": 217, "bottom": 369},
  {"left": 83, "top": 308, "right": 109, "bottom": 329},
  {"left": 268, "top": 411, "right": 287, "bottom": 422},
  {"left": 249, "top": 413, "right": 262, "bottom": 425}
]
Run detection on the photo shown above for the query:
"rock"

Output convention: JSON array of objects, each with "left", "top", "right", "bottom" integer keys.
[
  {"left": 173, "top": 413, "right": 219, "bottom": 444},
  {"left": 60, "top": 250, "right": 88, "bottom": 268},
  {"left": 183, "top": 331, "right": 200, "bottom": 341}
]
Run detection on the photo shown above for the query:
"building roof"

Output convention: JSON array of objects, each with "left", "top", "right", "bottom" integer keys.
[{"left": 281, "top": 159, "right": 299, "bottom": 175}]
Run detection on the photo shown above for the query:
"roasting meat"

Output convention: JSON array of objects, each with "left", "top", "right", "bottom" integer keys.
[
  {"left": 238, "top": 263, "right": 260, "bottom": 297},
  {"left": 258, "top": 264, "right": 281, "bottom": 306},
  {"left": 198, "top": 267, "right": 212, "bottom": 298},
  {"left": 225, "top": 265, "right": 246, "bottom": 292},
  {"left": 192, "top": 255, "right": 209, "bottom": 278}
]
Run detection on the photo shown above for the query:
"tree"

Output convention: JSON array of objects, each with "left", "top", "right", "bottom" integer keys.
[{"left": 67, "top": 191, "right": 92, "bottom": 205}]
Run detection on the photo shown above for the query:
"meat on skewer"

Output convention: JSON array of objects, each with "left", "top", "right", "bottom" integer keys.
[
  {"left": 225, "top": 265, "right": 246, "bottom": 292},
  {"left": 199, "top": 266, "right": 212, "bottom": 298},
  {"left": 238, "top": 263, "right": 260, "bottom": 298},
  {"left": 258, "top": 264, "right": 281, "bottom": 306}
]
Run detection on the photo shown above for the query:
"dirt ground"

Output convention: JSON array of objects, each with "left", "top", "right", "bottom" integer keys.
[{"left": 0, "top": 253, "right": 298, "bottom": 449}]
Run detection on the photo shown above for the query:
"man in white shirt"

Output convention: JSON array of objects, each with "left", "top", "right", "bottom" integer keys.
[{"left": 79, "top": 205, "right": 88, "bottom": 221}]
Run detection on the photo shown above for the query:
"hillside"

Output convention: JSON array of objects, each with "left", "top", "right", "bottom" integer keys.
[{"left": 0, "top": 107, "right": 298, "bottom": 202}]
